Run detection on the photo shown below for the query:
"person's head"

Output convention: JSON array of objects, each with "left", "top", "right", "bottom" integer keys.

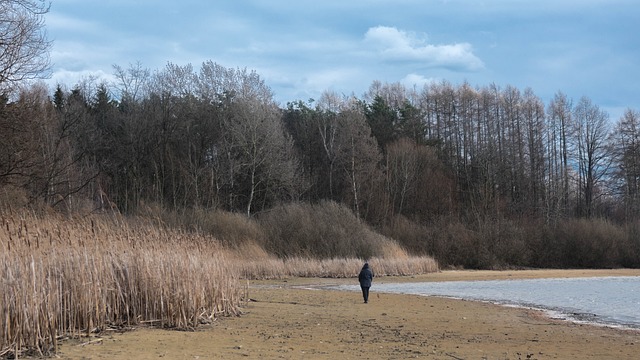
[{"left": 363, "top": 262, "right": 369, "bottom": 268}]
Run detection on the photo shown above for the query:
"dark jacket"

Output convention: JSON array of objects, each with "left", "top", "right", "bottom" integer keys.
[{"left": 358, "top": 263, "right": 374, "bottom": 287}]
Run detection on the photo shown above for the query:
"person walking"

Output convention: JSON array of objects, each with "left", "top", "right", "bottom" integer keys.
[{"left": 358, "top": 262, "right": 374, "bottom": 303}]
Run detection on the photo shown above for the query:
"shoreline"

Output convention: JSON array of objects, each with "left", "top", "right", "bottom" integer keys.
[
  {"left": 58, "top": 269, "right": 640, "bottom": 359},
  {"left": 361, "top": 269, "right": 640, "bottom": 332},
  {"left": 297, "top": 268, "right": 640, "bottom": 333}
]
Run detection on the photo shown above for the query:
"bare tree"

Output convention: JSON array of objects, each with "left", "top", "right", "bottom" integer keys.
[
  {"left": 0, "top": 91, "right": 41, "bottom": 184},
  {"left": 315, "top": 90, "right": 344, "bottom": 198},
  {"left": 546, "top": 92, "right": 573, "bottom": 221},
  {"left": 611, "top": 108, "right": 640, "bottom": 219},
  {"left": 0, "top": 0, "right": 51, "bottom": 92},
  {"left": 385, "top": 138, "right": 419, "bottom": 215},
  {"left": 197, "top": 60, "right": 273, "bottom": 103},
  {"left": 335, "top": 106, "right": 383, "bottom": 220},
  {"left": 365, "top": 80, "right": 408, "bottom": 109},
  {"left": 522, "top": 88, "right": 546, "bottom": 214},
  {"left": 222, "top": 97, "right": 300, "bottom": 216},
  {"left": 572, "top": 96, "right": 612, "bottom": 217},
  {"left": 0, "top": 82, "right": 98, "bottom": 210},
  {"left": 113, "top": 61, "right": 150, "bottom": 103}
]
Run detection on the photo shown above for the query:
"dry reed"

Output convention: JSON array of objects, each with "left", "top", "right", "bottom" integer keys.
[
  {"left": 232, "top": 253, "right": 439, "bottom": 280},
  {"left": 0, "top": 213, "right": 244, "bottom": 358}
]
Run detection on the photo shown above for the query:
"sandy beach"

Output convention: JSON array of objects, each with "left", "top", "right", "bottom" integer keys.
[{"left": 58, "top": 269, "right": 640, "bottom": 359}]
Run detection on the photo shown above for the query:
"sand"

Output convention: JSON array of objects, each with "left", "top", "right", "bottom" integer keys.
[{"left": 58, "top": 269, "right": 640, "bottom": 359}]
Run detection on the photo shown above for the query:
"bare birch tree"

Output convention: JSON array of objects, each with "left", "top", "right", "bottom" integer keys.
[
  {"left": 335, "top": 106, "right": 382, "bottom": 220},
  {"left": 222, "top": 97, "right": 300, "bottom": 216}
]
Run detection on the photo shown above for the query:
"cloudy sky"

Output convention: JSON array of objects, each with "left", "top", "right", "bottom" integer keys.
[{"left": 45, "top": 0, "right": 638, "bottom": 120}]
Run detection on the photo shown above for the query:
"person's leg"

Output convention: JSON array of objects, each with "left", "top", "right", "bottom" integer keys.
[{"left": 363, "top": 286, "right": 370, "bottom": 303}]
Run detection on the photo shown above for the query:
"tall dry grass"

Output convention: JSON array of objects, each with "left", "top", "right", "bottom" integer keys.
[
  {"left": 222, "top": 236, "right": 439, "bottom": 279},
  {"left": 234, "top": 255, "right": 439, "bottom": 280},
  {"left": 0, "top": 213, "right": 245, "bottom": 358}
]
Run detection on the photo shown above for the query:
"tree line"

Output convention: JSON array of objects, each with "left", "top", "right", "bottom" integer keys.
[
  {"left": 1, "top": 0, "right": 639, "bottom": 268},
  {"left": 2, "top": 61, "right": 640, "bottom": 267},
  {"left": 5, "top": 62, "right": 638, "bottom": 220}
]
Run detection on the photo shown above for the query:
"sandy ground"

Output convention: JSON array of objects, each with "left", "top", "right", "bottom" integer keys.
[{"left": 58, "top": 269, "right": 640, "bottom": 360}]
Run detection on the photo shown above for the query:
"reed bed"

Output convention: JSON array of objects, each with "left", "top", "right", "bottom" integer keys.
[
  {"left": 234, "top": 255, "right": 439, "bottom": 280},
  {"left": 0, "top": 213, "right": 244, "bottom": 358}
]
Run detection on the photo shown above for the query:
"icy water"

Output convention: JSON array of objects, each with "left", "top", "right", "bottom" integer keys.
[{"left": 336, "top": 276, "right": 640, "bottom": 329}]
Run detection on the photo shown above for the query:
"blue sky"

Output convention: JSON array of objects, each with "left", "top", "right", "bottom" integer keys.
[{"left": 45, "top": 0, "right": 638, "bottom": 120}]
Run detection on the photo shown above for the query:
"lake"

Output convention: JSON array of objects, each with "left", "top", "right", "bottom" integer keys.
[{"left": 335, "top": 276, "right": 640, "bottom": 329}]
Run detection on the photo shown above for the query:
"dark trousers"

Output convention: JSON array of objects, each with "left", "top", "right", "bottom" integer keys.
[{"left": 361, "top": 286, "right": 370, "bottom": 303}]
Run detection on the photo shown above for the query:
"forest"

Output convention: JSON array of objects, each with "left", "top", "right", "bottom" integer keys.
[{"left": 2, "top": 59, "right": 640, "bottom": 269}]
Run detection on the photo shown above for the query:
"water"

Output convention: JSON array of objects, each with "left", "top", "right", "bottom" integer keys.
[{"left": 335, "top": 276, "right": 640, "bottom": 329}]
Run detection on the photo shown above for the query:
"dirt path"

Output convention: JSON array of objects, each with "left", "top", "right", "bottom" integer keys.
[{"left": 58, "top": 269, "right": 640, "bottom": 359}]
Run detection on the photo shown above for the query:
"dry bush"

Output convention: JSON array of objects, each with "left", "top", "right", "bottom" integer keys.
[
  {"left": 137, "top": 204, "right": 266, "bottom": 247},
  {"left": 0, "top": 185, "right": 29, "bottom": 212},
  {"left": 281, "top": 256, "right": 438, "bottom": 278},
  {"left": 258, "top": 200, "right": 394, "bottom": 259},
  {"left": 404, "top": 218, "right": 476, "bottom": 268},
  {"left": 381, "top": 215, "right": 488, "bottom": 268},
  {"left": 473, "top": 218, "right": 536, "bottom": 269},
  {"left": 620, "top": 220, "right": 640, "bottom": 267},
  {"left": 544, "top": 218, "right": 626, "bottom": 268},
  {"left": 0, "top": 213, "right": 245, "bottom": 358},
  {"left": 223, "top": 241, "right": 288, "bottom": 279},
  {"left": 381, "top": 215, "right": 433, "bottom": 255}
]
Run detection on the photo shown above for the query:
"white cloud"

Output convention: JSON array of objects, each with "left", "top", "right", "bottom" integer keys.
[
  {"left": 364, "top": 26, "right": 484, "bottom": 71},
  {"left": 401, "top": 73, "right": 438, "bottom": 89},
  {"left": 303, "top": 68, "right": 363, "bottom": 93}
]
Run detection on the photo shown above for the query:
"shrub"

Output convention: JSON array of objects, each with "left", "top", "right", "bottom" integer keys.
[
  {"left": 0, "top": 185, "right": 29, "bottom": 212},
  {"left": 137, "top": 204, "right": 267, "bottom": 247},
  {"left": 620, "top": 220, "right": 640, "bottom": 267},
  {"left": 258, "top": 200, "right": 398, "bottom": 259},
  {"left": 380, "top": 215, "right": 431, "bottom": 255},
  {"left": 534, "top": 218, "right": 626, "bottom": 268}
]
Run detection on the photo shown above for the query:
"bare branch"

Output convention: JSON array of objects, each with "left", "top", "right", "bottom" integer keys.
[{"left": 0, "top": 0, "right": 51, "bottom": 93}]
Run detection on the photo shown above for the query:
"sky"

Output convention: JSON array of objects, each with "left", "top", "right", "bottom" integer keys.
[{"left": 45, "top": 0, "right": 639, "bottom": 120}]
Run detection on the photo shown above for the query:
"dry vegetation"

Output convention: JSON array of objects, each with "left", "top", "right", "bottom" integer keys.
[
  {"left": 0, "top": 213, "right": 246, "bottom": 357},
  {"left": 383, "top": 214, "right": 640, "bottom": 269},
  {"left": 0, "top": 202, "right": 438, "bottom": 357}
]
